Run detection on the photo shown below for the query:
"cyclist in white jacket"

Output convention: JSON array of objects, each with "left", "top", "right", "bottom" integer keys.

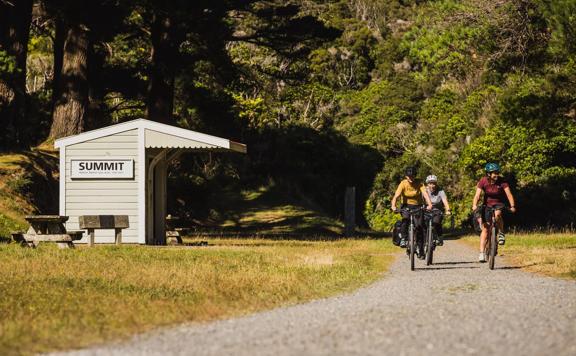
[{"left": 425, "top": 175, "right": 451, "bottom": 246}]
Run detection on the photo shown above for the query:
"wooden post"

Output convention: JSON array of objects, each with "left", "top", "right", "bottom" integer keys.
[
  {"left": 344, "top": 186, "right": 356, "bottom": 237},
  {"left": 115, "top": 228, "right": 122, "bottom": 245},
  {"left": 88, "top": 228, "right": 94, "bottom": 247}
]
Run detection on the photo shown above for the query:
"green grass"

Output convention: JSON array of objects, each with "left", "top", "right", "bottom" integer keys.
[
  {"left": 0, "top": 213, "right": 25, "bottom": 242},
  {"left": 0, "top": 154, "right": 29, "bottom": 171},
  {"left": 194, "top": 182, "right": 345, "bottom": 235},
  {"left": 461, "top": 233, "right": 576, "bottom": 279},
  {"left": 0, "top": 151, "right": 58, "bottom": 239},
  {"left": 0, "top": 238, "right": 395, "bottom": 355}
]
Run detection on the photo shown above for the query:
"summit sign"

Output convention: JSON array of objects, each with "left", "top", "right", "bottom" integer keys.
[{"left": 71, "top": 159, "right": 134, "bottom": 179}]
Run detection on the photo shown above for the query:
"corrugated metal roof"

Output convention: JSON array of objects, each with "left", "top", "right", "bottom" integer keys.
[
  {"left": 55, "top": 119, "right": 247, "bottom": 153},
  {"left": 145, "top": 129, "right": 220, "bottom": 149}
]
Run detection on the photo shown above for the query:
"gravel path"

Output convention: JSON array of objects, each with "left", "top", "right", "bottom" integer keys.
[{"left": 57, "top": 240, "right": 576, "bottom": 356}]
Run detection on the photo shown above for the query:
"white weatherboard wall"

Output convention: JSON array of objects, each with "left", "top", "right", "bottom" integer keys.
[
  {"left": 64, "top": 129, "right": 139, "bottom": 243},
  {"left": 56, "top": 118, "right": 246, "bottom": 244}
]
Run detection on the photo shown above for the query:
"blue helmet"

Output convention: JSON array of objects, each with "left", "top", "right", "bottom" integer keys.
[{"left": 485, "top": 162, "right": 501, "bottom": 173}]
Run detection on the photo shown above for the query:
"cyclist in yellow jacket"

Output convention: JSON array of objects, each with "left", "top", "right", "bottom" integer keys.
[{"left": 391, "top": 167, "right": 433, "bottom": 256}]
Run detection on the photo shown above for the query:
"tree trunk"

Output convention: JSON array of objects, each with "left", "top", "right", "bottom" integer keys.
[
  {"left": 146, "top": 12, "right": 176, "bottom": 124},
  {"left": 49, "top": 23, "right": 90, "bottom": 139},
  {"left": 0, "top": 0, "right": 33, "bottom": 149},
  {"left": 51, "top": 17, "right": 65, "bottom": 113},
  {"left": 85, "top": 43, "right": 108, "bottom": 131}
]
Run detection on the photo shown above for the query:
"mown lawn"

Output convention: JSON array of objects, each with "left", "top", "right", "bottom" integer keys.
[
  {"left": 461, "top": 233, "right": 576, "bottom": 279},
  {"left": 0, "top": 238, "right": 395, "bottom": 355}
]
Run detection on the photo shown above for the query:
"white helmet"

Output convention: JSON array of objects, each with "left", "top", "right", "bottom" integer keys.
[{"left": 426, "top": 175, "right": 438, "bottom": 183}]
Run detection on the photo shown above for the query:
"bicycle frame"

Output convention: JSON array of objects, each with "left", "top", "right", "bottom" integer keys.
[
  {"left": 479, "top": 205, "right": 507, "bottom": 270},
  {"left": 396, "top": 206, "right": 424, "bottom": 271},
  {"left": 423, "top": 208, "right": 443, "bottom": 266}
]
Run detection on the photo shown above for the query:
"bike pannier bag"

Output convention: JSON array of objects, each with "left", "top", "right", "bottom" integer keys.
[{"left": 392, "top": 220, "right": 403, "bottom": 246}]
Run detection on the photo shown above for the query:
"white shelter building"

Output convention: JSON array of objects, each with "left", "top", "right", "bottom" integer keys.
[{"left": 54, "top": 119, "right": 246, "bottom": 244}]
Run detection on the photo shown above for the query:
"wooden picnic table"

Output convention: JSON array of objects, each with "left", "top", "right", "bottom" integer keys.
[
  {"left": 25, "top": 215, "right": 68, "bottom": 233},
  {"left": 13, "top": 215, "right": 83, "bottom": 248}
]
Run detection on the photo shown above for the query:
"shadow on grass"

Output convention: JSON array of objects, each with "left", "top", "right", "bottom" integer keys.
[
  {"left": 206, "top": 242, "right": 315, "bottom": 248},
  {"left": 183, "top": 233, "right": 388, "bottom": 242},
  {"left": 496, "top": 264, "right": 536, "bottom": 270},
  {"left": 183, "top": 227, "right": 391, "bottom": 241}
]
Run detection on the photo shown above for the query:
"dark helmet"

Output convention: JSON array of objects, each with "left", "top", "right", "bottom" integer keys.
[
  {"left": 485, "top": 162, "right": 501, "bottom": 173},
  {"left": 405, "top": 166, "right": 417, "bottom": 177}
]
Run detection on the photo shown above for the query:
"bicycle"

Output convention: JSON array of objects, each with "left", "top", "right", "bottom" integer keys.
[
  {"left": 423, "top": 208, "right": 444, "bottom": 266},
  {"left": 395, "top": 206, "right": 424, "bottom": 271},
  {"left": 477, "top": 205, "right": 508, "bottom": 270}
]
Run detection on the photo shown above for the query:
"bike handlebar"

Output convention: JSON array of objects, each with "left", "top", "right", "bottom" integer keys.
[
  {"left": 424, "top": 208, "right": 444, "bottom": 216},
  {"left": 394, "top": 206, "right": 423, "bottom": 214},
  {"left": 394, "top": 206, "right": 447, "bottom": 214}
]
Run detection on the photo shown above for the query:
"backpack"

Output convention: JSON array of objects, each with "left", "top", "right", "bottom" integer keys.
[{"left": 392, "top": 220, "right": 403, "bottom": 246}]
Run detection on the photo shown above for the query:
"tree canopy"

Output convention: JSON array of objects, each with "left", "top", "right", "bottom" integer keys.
[{"left": 1, "top": 0, "right": 575, "bottom": 229}]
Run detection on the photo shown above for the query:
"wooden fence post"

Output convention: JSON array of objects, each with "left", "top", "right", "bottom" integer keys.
[{"left": 344, "top": 186, "right": 356, "bottom": 237}]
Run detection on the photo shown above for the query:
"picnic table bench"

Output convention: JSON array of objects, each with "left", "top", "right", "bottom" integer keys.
[
  {"left": 11, "top": 215, "right": 84, "bottom": 249},
  {"left": 79, "top": 215, "right": 129, "bottom": 246},
  {"left": 166, "top": 215, "right": 183, "bottom": 245}
]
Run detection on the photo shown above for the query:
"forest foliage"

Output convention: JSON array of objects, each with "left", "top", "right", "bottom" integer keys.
[{"left": 1, "top": 0, "right": 576, "bottom": 230}]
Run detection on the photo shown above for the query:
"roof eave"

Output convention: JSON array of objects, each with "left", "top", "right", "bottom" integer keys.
[
  {"left": 229, "top": 141, "right": 247, "bottom": 154},
  {"left": 53, "top": 119, "right": 247, "bottom": 154}
]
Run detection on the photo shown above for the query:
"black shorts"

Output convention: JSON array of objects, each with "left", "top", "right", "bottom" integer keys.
[{"left": 474, "top": 204, "right": 505, "bottom": 224}]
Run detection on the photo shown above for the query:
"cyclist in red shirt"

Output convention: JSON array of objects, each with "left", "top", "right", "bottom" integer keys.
[{"left": 472, "top": 163, "right": 517, "bottom": 262}]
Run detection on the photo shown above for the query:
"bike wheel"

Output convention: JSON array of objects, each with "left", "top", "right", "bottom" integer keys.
[
  {"left": 484, "top": 230, "right": 490, "bottom": 263},
  {"left": 409, "top": 224, "right": 415, "bottom": 271},
  {"left": 489, "top": 226, "right": 497, "bottom": 270},
  {"left": 426, "top": 221, "right": 434, "bottom": 265}
]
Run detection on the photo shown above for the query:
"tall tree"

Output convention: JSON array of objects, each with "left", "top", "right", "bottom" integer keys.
[
  {"left": 146, "top": 2, "right": 181, "bottom": 123},
  {"left": 143, "top": 0, "right": 338, "bottom": 126},
  {"left": 48, "top": 20, "right": 90, "bottom": 138},
  {"left": 47, "top": 0, "right": 131, "bottom": 139},
  {"left": 50, "top": 16, "right": 65, "bottom": 116},
  {"left": 0, "top": 0, "right": 33, "bottom": 149},
  {"left": 144, "top": 0, "right": 212, "bottom": 124}
]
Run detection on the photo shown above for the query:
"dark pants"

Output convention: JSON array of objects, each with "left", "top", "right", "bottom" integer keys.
[
  {"left": 431, "top": 214, "right": 443, "bottom": 236},
  {"left": 401, "top": 205, "right": 423, "bottom": 242},
  {"left": 423, "top": 210, "right": 443, "bottom": 242}
]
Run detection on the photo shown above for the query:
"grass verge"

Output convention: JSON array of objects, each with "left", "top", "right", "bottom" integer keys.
[
  {"left": 0, "top": 150, "right": 59, "bottom": 239},
  {"left": 461, "top": 233, "right": 576, "bottom": 279},
  {"left": 0, "top": 238, "right": 394, "bottom": 355},
  {"left": 196, "top": 182, "right": 345, "bottom": 235}
]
